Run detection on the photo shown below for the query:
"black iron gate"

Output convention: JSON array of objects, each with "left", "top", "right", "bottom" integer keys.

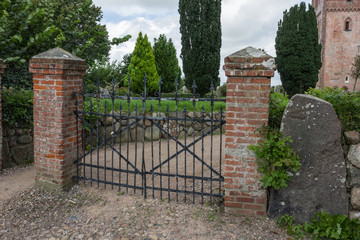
[{"left": 74, "top": 76, "right": 225, "bottom": 204}]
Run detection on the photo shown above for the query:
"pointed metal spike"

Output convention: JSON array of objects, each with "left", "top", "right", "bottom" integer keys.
[
  {"left": 175, "top": 77, "right": 179, "bottom": 89},
  {"left": 192, "top": 79, "right": 197, "bottom": 96},
  {"left": 144, "top": 73, "right": 148, "bottom": 83},
  {"left": 192, "top": 79, "right": 197, "bottom": 90},
  {"left": 210, "top": 81, "right": 215, "bottom": 92}
]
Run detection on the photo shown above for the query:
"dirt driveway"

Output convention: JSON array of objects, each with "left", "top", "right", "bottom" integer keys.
[{"left": 0, "top": 137, "right": 291, "bottom": 240}]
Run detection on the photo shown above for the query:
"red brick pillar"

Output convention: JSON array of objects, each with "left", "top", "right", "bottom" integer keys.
[
  {"left": 0, "top": 59, "right": 6, "bottom": 169},
  {"left": 29, "top": 48, "right": 87, "bottom": 189},
  {"left": 223, "top": 47, "right": 274, "bottom": 216}
]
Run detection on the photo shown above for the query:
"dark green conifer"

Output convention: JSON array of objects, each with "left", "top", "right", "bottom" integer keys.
[
  {"left": 179, "top": 0, "right": 221, "bottom": 97},
  {"left": 153, "top": 34, "right": 181, "bottom": 93},
  {"left": 275, "top": 2, "right": 322, "bottom": 97}
]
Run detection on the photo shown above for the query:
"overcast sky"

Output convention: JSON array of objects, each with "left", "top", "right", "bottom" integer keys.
[{"left": 92, "top": 0, "right": 312, "bottom": 86}]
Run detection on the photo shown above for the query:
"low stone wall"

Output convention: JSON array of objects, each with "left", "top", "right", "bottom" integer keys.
[
  {"left": 2, "top": 127, "right": 34, "bottom": 168},
  {"left": 343, "top": 130, "right": 360, "bottom": 220},
  {"left": 84, "top": 111, "right": 225, "bottom": 146}
]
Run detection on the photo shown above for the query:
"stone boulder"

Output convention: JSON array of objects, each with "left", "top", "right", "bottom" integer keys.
[
  {"left": 348, "top": 144, "right": 360, "bottom": 169},
  {"left": 347, "top": 161, "right": 360, "bottom": 188},
  {"left": 268, "top": 94, "right": 348, "bottom": 223},
  {"left": 351, "top": 187, "right": 360, "bottom": 210},
  {"left": 344, "top": 131, "right": 360, "bottom": 145}
]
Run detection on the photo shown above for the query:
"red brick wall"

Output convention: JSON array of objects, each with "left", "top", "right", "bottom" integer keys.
[
  {"left": 223, "top": 48, "right": 273, "bottom": 216},
  {"left": 29, "top": 51, "right": 87, "bottom": 189},
  {"left": 0, "top": 59, "right": 6, "bottom": 169},
  {"left": 314, "top": 0, "right": 360, "bottom": 91}
]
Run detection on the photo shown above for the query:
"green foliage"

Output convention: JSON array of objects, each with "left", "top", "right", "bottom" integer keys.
[
  {"left": 248, "top": 127, "right": 301, "bottom": 190},
  {"left": 179, "top": 0, "right": 222, "bottom": 97},
  {"left": 306, "top": 87, "right": 360, "bottom": 132},
  {"left": 350, "top": 54, "right": 360, "bottom": 92},
  {"left": 269, "top": 92, "right": 289, "bottom": 130},
  {"left": 153, "top": 34, "right": 181, "bottom": 93},
  {"left": 219, "top": 84, "right": 227, "bottom": 97},
  {"left": 84, "top": 57, "right": 122, "bottom": 89},
  {"left": 49, "top": 0, "right": 111, "bottom": 65},
  {"left": 1, "top": 62, "right": 33, "bottom": 89},
  {"left": 125, "top": 32, "right": 159, "bottom": 95},
  {"left": 2, "top": 88, "right": 33, "bottom": 128},
  {"left": 275, "top": 2, "right": 322, "bottom": 97},
  {"left": 119, "top": 53, "right": 132, "bottom": 84},
  {"left": 0, "top": 0, "right": 63, "bottom": 64},
  {"left": 277, "top": 212, "right": 360, "bottom": 240},
  {"left": 0, "top": 0, "right": 131, "bottom": 90}
]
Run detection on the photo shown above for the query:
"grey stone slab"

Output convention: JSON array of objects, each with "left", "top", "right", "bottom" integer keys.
[{"left": 268, "top": 94, "right": 348, "bottom": 223}]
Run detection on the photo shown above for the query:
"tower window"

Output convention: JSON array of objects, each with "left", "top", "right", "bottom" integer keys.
[
  {"left": 345, "top": 21, "right": 350, "bottom": 30},
  {"left": 347, "top": 0, "right": 352, "bottom": 2},
  {"left": 345, "top": 76, "right": 350, "bottom": 83},
  {"left": 345, "top": 18, "right": 352, "bottom": 31}
]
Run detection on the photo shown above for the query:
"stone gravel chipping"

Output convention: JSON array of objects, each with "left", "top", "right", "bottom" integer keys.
[{"left": 0, "top": 182, "right": 291, "bottom": 240}]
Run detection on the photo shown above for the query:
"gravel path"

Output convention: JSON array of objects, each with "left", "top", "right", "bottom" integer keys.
[{"left": 0, "top": 165, "right": 291, "bottom": 240}]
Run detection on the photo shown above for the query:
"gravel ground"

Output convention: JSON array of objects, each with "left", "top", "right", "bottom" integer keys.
[{"left": 0, "top": 170, "right": 291, "bottom": 240}]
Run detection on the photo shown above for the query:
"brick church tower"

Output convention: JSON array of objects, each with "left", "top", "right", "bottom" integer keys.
[{"left": 312, "top": 0, "right": 360, "bottom": 91}]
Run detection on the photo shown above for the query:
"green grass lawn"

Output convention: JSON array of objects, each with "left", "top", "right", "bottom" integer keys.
[{"left": 83, "top": 98, "right": 226, "bottom": 114}]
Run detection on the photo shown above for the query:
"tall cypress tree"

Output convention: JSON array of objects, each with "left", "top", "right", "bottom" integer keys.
[
  {"left": 153, "top": 34, "right": 181, "bottom": 93},
  {"left": 125, "top": 32, "right": 159, "bottom": 95},
  {"left": 275, "top": 3, "right": 322, "bottom": 97},
  {"left": 179, "top": 0, "right": 222, "bottom": 97}
]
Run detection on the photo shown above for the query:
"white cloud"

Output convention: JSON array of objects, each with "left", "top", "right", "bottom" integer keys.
[{"left": 93, "top": 0, "right": 312, "bottom": 86}]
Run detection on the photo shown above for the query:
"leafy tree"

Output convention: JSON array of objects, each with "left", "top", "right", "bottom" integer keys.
[
  {"left": 125, "top": 32, "right": 159, "bottom": 95},
  {"left": 350, "top": 55, "right": 360, "bottom": 92},
  {"left": 0, "top": 0, "right": 63, "bottom": 89},
  {"left": 0, "top": 0, "right": 63, "bottom": 64},
  {"left": 0, "top": 0, "right": 130, "bottom": 89},
  {"left": 84, "top": 57, "right": 122, "bottom": 87},
  {"left": 275, "top": 2, "right": 322, "bottom": 97},
  {"left": 179, "top": 0, "right": 221, "bottom": 97},
  {"left": 119, "top": 53, "right": 132, "bottom": 84},
  {"left": 153, "top": 34, "right": 181, "bottom": 93}
]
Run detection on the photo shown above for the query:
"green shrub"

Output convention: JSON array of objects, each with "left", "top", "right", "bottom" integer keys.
[
  {"left": 219, "top": 83, "right": 227, "bottom": 97},
  {"left": 2, "top": 63, "right": 33, "bottom": 90},
  {"left": 248, "top": 127, "right": 301, "bottom": 190},
  {"left": 269, "top": 92, "right": 289, "bottom": 130},
  {"left": 84, "top": 57, "right": 123, "bottom": 89},
  {"left": 2, "top": 87, "right": 33, "bottom": 128},
  {"left": 277, "top": 211, "right": 360, "bottom": 240},
  {"left": 306, "top": 87, "right": 360, "bottom": 132}
]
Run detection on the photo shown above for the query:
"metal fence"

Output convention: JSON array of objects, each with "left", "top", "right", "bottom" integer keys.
[{"left": 74, "top": 76, "right": 225, "bottom": 204}]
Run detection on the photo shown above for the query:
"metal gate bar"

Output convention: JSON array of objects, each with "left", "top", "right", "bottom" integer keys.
[{"left": 75, "top": 76, "right": 225, "bottom": 204}]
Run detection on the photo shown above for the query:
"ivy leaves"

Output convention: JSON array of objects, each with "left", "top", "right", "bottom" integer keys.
[{"left": 248, "top": 127, "right": 301, "bottom": 190}]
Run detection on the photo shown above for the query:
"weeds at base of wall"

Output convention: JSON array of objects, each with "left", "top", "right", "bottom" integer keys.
[{"left": 276, "top": 211, "right": 360, "bottom": 240}]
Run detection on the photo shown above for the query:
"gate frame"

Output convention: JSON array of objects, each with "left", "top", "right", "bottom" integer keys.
[{"left": 74, "top": 73, "right": 226, "bottom": 204}]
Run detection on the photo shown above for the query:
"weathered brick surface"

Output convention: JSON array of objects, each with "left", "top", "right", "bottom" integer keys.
[
  {"left": 0, "top": 59, "right": 5, "bottom": 169},
  {"left": 313, "top": 0, "right": 360, "bottom": 91},
  {"left": 29, "top": 48, "right": 87, "bottom": 189},
  {"left": 223, "top": 47, "right": 273, "bottom": 216}
]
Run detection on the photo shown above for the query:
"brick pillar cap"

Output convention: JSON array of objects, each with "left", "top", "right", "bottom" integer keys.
[
  {"left": 32, "top": 47, "right": 84, "bottom": 61},
  {"left": 224, "top": 46, "right": 276, "bottom": 71},
  {"left": 229, "top": 46, "right": 271, "bottom": 58}
]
